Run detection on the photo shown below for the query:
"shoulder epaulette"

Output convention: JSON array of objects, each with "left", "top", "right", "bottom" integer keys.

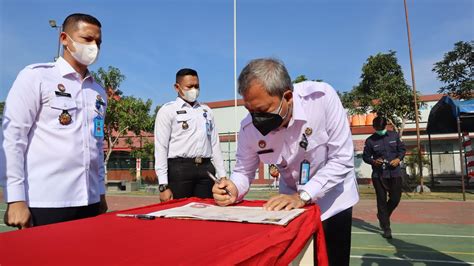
[
  {"left": 26, "top": 62, "right": 55, "bottom": 69},
  {"left": 240, "top": 114, "right": 253, "bottom": 129}
]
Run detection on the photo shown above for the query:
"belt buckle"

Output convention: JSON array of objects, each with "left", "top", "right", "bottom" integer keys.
[{"left": 194, "top": 157, "right": 203, "bottom": 164}]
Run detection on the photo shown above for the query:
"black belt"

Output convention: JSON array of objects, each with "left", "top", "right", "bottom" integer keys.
[{"left": 168, "top": 157, "right": 211, "bottom": 165}]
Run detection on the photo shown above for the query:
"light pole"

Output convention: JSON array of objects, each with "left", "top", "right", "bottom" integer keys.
[
  {"left": 403, "top": 0, "right": 424, "bottom": 192},
  {"left": 49, "top": 19, "right": 62, "bottom": 61}
]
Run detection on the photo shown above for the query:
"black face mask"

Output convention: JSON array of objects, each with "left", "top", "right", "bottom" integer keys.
[
  {"left": 251, "top": 112, "right": 283, "bottom": 136},
  {"left": 251, "top": 98, "right": 287, "bottom": 136}
]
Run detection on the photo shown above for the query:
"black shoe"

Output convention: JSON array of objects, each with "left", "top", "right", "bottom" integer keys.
[{"left": 382, "top": 228, "right": 392, "bottom": 239}]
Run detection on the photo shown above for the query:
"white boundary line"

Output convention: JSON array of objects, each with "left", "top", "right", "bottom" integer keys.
[
  {"left": 353, "top": 231, "right": 474, "bottom": 238},
  {"left": 350, "top": 255, "right": 474, "bottom": 265}
]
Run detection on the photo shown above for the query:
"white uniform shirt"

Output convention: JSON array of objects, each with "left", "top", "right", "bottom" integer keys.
[
  {"left": 154, "top": 97, "right": 226, "bottom": 184},
  {"left": 231, "top": 81, "right": 359, "bottom": 221},
  {"left": 0, "top": 57, "right": 107, "bottom": 207}
]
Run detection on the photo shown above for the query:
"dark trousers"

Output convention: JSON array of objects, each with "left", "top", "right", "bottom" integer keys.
[
  {"left": 372, "top": 176, "right": 402, "bottom": 230},
  {"left": 322, "top": 207, "right": 353, "bottom": 266},
  {"left": 29, "top": 202, "right": 100, "bottom": 227},
  {"left": 168, "top": 158, "right": 216, "bottom": 199}
]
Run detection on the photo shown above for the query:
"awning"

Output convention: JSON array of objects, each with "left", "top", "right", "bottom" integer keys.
[{"left": 427, "top": 96, "right": 474, "bottom": 134}]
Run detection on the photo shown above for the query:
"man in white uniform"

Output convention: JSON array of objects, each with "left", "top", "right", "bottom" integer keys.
[
  {"left": 213, "top": 58, "right": 359, "bottom": 265},
  {"left": 155, "top": 68, "right": 226, "bottom": 202},
  {"left": 1, "top": 13, "right": 108, "bottom": 228}
]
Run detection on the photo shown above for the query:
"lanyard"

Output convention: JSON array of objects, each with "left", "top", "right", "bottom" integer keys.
[{"left": 299, "top": 133, "right": 310, "bottom": 185}]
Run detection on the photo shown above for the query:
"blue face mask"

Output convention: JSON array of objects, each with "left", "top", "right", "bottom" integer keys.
[{"left": 375, "top": 129, "right": 387, "bottom": 136}]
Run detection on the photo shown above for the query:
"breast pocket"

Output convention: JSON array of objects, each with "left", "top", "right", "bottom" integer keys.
[
  {"left": 176, "top": 113, "right": 192, "bottom": 131},
  {"left": 49, "top": 97, "right": 78, "bottom": 128}
]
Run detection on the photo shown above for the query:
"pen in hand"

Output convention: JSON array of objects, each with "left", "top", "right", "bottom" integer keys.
[{"left": 207, "top": 171, "right": 233, "bottom": 197}]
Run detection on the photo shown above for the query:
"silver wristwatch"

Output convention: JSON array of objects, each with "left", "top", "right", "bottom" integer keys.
[
  {"left": 158, "top": 184, "right": 169, "bottom": 192},
  {"left": 298, "top": 190, "right": 311, "bottom": 205}
]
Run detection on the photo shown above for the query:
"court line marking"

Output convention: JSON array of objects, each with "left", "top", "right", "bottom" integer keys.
[
  {"left": 352, "top": 246, "right": 474, "bottom": 256},
  {"left": 350, "top": 255, "right": 474, "bottom": 265},
  {"left": 353, "top": 231, "right": 474, "bottom": 238}
]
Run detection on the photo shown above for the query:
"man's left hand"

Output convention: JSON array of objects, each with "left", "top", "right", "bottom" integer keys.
[
  {"left": 99, "top": 195, "right": 108, "bottom": 214},
  {"left": 390, "top": 158, "right": 401, "bottom": 167},
  {"left": 263, "top": 193, "right": 305, "bottom": 211}
]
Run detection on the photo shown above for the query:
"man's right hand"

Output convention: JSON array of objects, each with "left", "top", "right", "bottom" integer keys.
[
  {"left": 212, "top": 179, "right": 238, "bottom": 206},
  {"left": 159, "top": 189, "right": 173, "bottom": 203},
  {"left": 374, "top": 158, "right": 384, "bottom": 166},
  {"left": 4, "top": 201, "right": 31, "bottom": 229}
]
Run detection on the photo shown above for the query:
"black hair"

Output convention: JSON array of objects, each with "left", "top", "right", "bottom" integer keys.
[
  {"left": 62, "top": 13, "right": 101, "bottom": 33},
  {"left": 176, "top": 68, "right": 198, "bottom": 83},
  {"left": 372, "top": 116, "right": 387, "bottom": 129}
]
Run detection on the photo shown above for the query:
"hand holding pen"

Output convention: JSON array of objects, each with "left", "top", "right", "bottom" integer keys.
[{"left": 207, "top": 171, "right": 232, "bottom": 196}]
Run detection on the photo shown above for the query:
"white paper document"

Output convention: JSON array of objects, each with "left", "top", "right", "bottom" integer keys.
[{"left": 147, "top": 202, "right": 306, "bottom": 226}]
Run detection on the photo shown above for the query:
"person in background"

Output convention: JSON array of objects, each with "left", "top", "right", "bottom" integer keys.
[
  {"left": 212, "top": 58, "right": 359, "bottom": 266},
  {"left": 269, "top": 164, "right": 279, "bottom": 188},
  {"left": 154, "top": 68, "right": 227, "bottom": 202},
  {"left": 2, "top": 13, "right": 108, "bottom": 228},
  {"left": 362, "top": 116, "right": 406, "bottom": 239}
]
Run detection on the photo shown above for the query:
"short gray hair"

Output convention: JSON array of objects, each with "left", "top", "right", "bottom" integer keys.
[{"left": 238, "top": 58, "right": 293, "bottom": 97}]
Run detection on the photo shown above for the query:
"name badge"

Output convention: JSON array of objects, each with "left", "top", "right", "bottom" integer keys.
[
  {"left": 257, "top": 149, "right": 274, "bottom": 155},
  {"left": 299, "top": 159, "right": 311, "bottom": 185},
  {"left": 55, "top": 91, "right": 72, "bottom": 98},
  {"left": 94, "top": 116, "right": 104, "bottom": 137}
]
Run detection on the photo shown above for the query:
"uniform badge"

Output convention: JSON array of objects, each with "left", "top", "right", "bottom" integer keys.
[
  {"left": 59, "top": 110, "right": 72, "bottom": 125},
  {"left": 305, "top": 127, "right": 313, "bottom": 136},
  {"left": 57, "top": 84, "right": 66, "bottom": 92},
  {"left": 182, "top": 121, "right": 189, "bottom": 130},
  {"left": 258, "top": 140, "right": 266, "bottom": 149}
]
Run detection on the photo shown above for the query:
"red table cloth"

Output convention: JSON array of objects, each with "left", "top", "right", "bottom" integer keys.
[{"left": 0, "top": 198, "right": 327, "bottom": 265}]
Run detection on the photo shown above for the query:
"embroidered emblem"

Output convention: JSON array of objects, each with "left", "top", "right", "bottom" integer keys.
[
  {"left": 182, "top": 121, "right": 189, "bottom": 130},
  {"left": 57, "top": 84, "right": 66, "bottom": 92},
  {"left": 59, "top": 110, "right": 72, "bottom": 125}
]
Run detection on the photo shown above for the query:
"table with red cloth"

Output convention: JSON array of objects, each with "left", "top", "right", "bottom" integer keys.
[{"left": 0, "top": 198, "right": 328, "bottom": 265}]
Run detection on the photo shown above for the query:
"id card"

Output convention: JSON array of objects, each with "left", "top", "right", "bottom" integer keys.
[
  {"left": 93, "top": 116, "right": 104, "bottom": 137},
  {"left": 206, "top": 121, "right": 212, "bottom": 136},
  {"left": 299, "top": 159, "right": 311, "bottom": 185}
]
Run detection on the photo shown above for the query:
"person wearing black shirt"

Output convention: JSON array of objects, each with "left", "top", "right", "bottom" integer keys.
[{"left": 363, "top": 116, "right": 406, "bottom": 239}]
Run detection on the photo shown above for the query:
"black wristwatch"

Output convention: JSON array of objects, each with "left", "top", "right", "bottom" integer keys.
[{"left": 158, "top": 184, "right": 169, "bottom": 192}]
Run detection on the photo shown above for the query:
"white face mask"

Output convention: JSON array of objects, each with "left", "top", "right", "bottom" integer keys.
[
  {"left": 180, "top": 87, "right": 200, "bottom": 102},
  {"left": 66, "top": 34, "right": 99, "bottom": 66}
]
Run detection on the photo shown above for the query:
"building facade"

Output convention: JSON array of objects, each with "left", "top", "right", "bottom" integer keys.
[{"left": 108, "top": 94, "right": 471, "bottom": 187}]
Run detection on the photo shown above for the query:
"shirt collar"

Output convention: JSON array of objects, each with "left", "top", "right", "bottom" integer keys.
[
  {"left": 175, "top": 96, "right": 200, "bottom": 108},
  {"left": 56, "top": 56, "right": 92, "bottom": 80}
]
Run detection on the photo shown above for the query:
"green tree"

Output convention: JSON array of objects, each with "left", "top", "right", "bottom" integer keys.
[
  {"left": 104, "top": 96, "right": 154, "bottom": 168},
  {"left": 338, "top": 89, "right": 366, "bottom": 115},
  {"left": 347, "top": 51, "right": 422, "bottom": 136},
  {"left": 404, "top": 148, "right": 431, "bottom": 190},
  {"left": 293, "top": 75, "right": 308, "bottom": 84},
  {"left": 92, "top": 66, "right": 125, "bottom": 96},
  {"left": 432, "top": 41, "right": 474, "bottom": 99},
  {"left": 0, "top": 101, "right": 4, "bottom": 114},
  {"left": 91, "top": 67, "right": 154, "bottom": 178},
  {"left": 292, "top": 75, "right": 323, "bottom": 84}
]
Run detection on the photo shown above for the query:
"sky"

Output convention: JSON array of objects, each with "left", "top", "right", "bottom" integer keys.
[{"left": 0, "top": 0, "right": 473, "bottom": 110}]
